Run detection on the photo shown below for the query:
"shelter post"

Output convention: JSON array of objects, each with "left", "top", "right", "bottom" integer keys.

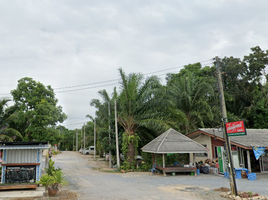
[
  {"left": 193, "top": 153, "right": 196, "bottom": 167},
  {"left": 162, "top": 154, "right": 166, "bottom": 176},
  {"left": 152, "top": 153, "right": 155, "bottom": 164}
]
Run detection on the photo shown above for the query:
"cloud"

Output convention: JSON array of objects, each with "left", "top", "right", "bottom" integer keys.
[{"left": 1, "top": 0, "right": 268, "bottom": 129}]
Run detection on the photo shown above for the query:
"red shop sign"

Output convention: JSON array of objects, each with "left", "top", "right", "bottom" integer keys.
[{"left": 225, "top": 120, "right": 247, "bottom": 136}]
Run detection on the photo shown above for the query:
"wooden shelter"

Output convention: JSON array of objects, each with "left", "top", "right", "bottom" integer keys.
[{"left": 141, "top": 128, "right": 208, "bottom": 176}]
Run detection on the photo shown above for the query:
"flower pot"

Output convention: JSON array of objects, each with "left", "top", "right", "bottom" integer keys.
[{"left": 48, "top": 188, "right": 59, "bottom": 197}]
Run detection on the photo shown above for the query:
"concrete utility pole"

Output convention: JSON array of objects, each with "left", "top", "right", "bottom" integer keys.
[
  {"left": 73, "top": 132, "right": 74, "bottom": 151},
  {"left": 114, "top": 99, "right": 120, "bottom": 169},
  {"left": 94, "top": 118, "right": 96, "bottom": 160},
  {"left": 76, "top": 130, "right": 78, "bottom": 152},
  {"left": 108, "top": 102, "right": 112, "bottom": 168},
  {"left": 84, "top": 123, "right": 85, "bottom": 153},
  {"left": 81, "top": 128, "right": 82, "bottom": 151},
  {"left": 216, "top": 57, "right": 237, "bottom": 196}
]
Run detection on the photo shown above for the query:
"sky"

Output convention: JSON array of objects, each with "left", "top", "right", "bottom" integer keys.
[{"left": 1, "top": 0, "right": 268, "bottom": 130}]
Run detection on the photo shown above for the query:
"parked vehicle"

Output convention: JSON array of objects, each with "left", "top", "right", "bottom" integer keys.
[
  {"left": 83, "top": 146, "right": 95, "bottom": 155},
  {"left": 79, "top": 148, "right": 84, "bottom": 153},
  {"left": 119, "top": 154, "right": 143, "bottom": 161}
]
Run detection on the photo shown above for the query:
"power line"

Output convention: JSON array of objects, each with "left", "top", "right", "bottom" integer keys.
[{"left": 0, "top": 59, "right": 213, "bottom": 96}]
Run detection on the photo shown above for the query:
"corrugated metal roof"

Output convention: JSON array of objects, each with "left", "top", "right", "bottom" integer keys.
[
  {"left": 0, "top": 144, "right": 49, "bottom": 150},
  {"left": 196, "top": 128, "right": 268, "bottom": 148},
  {"left": 141, "top": 128, "right": 208, "bottom": 154}
]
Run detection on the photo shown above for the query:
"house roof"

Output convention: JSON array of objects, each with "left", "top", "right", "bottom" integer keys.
[
  {"left": 0, "top": 141, "right": 49, "bottom": 150},
  {"left": 187, "top": 128, "right": 268, "bottom": 149},
  {"left": 141, "top": 128, "right": 208, "bottom": 154}
]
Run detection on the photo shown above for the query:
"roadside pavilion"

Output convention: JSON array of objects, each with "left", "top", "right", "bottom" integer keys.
[{"left": 141, "top": 128, "right": 208, "bottom": 176}]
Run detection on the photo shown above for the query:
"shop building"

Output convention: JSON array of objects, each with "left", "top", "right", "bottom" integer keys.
[{"left": 187, "top": 129, "right": 268, "bottom": 173}]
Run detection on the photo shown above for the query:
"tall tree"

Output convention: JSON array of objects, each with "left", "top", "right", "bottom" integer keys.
[
  {"left": 11, "top": 77, "right": 67, "bottom": 141},
  {"left": 117, "top": 68, "right": 167, "bottom": 165},
  {"left": 221, "top": 46, "right": 268, "bottom": 127},
  {"left": 90, "top": 88, "right": 118, "bottom": 154},
  {"left": 0, "top": 99, "right": 23, "bottom": 141},
  {"left": 167, "top": 72, "right": 214, "bottom": 133}
]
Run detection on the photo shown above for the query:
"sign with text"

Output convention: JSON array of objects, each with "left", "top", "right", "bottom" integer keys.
[{"left": 225, "top": 120, "right": 246, "bottom": 136}]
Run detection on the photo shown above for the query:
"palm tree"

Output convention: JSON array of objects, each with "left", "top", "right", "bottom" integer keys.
[
  {"left": 117, "top": 68, "right": 168, "bottom": 164},
  {"left": 167, "top": 73, "right": 214, "bottom": 134},
  {"left": 0, "top": 99, "right": 23, "bottom": 141},
  {"left": 89, "top": 88, "right": 118, "bottom": 155}
]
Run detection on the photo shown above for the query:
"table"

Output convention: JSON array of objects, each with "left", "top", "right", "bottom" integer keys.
[{"left": 234, "top": 168, "right": 248, "bottom": 179}]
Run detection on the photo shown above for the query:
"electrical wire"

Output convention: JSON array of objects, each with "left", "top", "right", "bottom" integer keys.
[{"left": 0, "top": 58, "right": 214, "bottom": 96}]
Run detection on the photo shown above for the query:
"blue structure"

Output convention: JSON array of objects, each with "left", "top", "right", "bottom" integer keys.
[{"left": 0, "top": 141, "right": 49, "bottom": 184}]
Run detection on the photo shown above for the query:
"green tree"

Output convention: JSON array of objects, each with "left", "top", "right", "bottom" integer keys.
[
  {"left": 90, "top": 88, "right": 118, "bottom": 154},
  {"left": 221, "top": 46, "right": 268, "bottom": 127},
  {"left": 0, "top": 99, "right": 23, "bottom": 141},
  {"left": 117, "top": 68, "right": 167, "bottom": 165},
  {"left": 167, "top": 72, "right": 214, "bottom": 133},
  {"left": 11, "top": 77, "right": 67, "bottom": 141}
]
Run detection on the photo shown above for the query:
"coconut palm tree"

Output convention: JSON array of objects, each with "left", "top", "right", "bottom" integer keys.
[{"left": 0, "top": 99, "right": 23, "bottom": 141}]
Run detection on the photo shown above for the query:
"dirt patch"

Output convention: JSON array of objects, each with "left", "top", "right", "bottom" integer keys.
[
  {"left": 214, "top": 187, "right": 230, "bottom": 192},
  {"left": 159, "top": 184, "right": 227, "bottom": 200},
  {"left": 1, "top": 189, "right": 78, "bottom": 200}
]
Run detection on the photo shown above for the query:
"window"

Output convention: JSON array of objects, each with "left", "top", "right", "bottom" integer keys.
[{"left": 195, "top": 145, "right": 208, "bottom": 157}]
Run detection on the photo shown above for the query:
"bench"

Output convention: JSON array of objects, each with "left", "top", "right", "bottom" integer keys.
[{"left": 156, "top": 166, "right": 197, "bottom": 176}]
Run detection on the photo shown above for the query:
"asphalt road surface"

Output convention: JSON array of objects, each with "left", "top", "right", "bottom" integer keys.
[{"left": 52, "top": 151, "right": 268, "bottom": 200}]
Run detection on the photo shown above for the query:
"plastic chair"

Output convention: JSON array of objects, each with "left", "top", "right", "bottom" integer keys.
[{"left": 149, "top": 164, "right": 157, "bottom": 175}]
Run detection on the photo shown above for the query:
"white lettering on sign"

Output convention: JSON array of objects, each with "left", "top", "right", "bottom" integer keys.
[{"left": 226, "top": 121, "right": 244, "bottom": 133}]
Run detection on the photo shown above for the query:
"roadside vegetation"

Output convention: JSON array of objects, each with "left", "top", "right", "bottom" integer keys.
[{"left": 1, "top": 46, "right": 268, "bottom": 170}]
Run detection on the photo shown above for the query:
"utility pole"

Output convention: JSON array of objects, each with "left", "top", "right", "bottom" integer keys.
[
  {"left": 94, "top": 118, "right": 96, "bottom": 160},
  {"left": 114, "top": 99, "right": 120, "bottom": 169},
  {"left": 76, "top": 130, "right": 78, "bottom": 152},
  {"left": 84, "top": 123, "right": 85, "bottom": 153},
  {"left": 81, "top": 128, "right": 82, "bottom": 151},
  {"left": 216, "top": 57, "right": 237, "bottom": 196},
  {"left": 73, "top": 132, "right": 74, "bottom": 151},
  {"left": 108, "top": 102, "right": 112, "bottom": 168}
]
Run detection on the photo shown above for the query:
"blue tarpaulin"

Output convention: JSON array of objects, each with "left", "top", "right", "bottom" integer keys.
[{"left": 253, "top": 146, "right": 265, "bottom": 160}]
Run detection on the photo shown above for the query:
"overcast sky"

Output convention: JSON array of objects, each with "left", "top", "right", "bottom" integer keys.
[{"left": 1, "top": 0, "right": 268, "bottom": 130}]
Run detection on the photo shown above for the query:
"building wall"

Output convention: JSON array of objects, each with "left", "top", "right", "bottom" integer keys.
[
  {"left": 190, "top": 134, "right": 213, "bottom": 163},
  {"left": 6, "top": 149, "right": 37, "bottom": 163},
  {"left": 211, "top": 138, "right": 225, "bottom": 158}
]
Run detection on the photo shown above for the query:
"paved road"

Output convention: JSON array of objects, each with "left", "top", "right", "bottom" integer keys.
[{"left": 52, "top": 151, "right": 268, "bottom": 200}]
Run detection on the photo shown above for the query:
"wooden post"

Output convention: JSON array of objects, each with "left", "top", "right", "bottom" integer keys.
[
  {"left": 193, "top": 153, "right": 197, "bottom": 176},
  {"left": 153, "top": 153, "right": 155, "bottom": 164},
  {"left": 247, "top": 150, "right": 252, "bottom": 173},
  {"left": 163, "top": 154, "right": 166, "bottom": 176}
]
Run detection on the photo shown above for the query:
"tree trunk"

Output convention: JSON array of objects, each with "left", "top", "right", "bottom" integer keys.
[{"left": 127, "top": 142, "right": 135, "bottom": 163}]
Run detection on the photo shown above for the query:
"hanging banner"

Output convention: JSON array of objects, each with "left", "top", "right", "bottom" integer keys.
[
  {"left": 225, "top": 120, "right": 247, "bottom": 136},
  {"left": 253, "top": 146, "right": 265, "bottom": 160}
]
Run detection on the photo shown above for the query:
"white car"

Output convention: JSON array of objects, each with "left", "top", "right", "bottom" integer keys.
[
  {"left": 83, "top": 146, "right": 95, "bottom": 155},
  {"left": 79, "top": 148, "right": 84, "bottom": 153}
]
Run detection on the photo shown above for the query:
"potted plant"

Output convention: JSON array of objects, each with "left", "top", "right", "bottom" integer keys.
[
  {"left": 47, "top": 170, "right": 68, "bottom": 196},
  {"left": 38, "top": 159, "right": 67, "bottom": 197}
]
